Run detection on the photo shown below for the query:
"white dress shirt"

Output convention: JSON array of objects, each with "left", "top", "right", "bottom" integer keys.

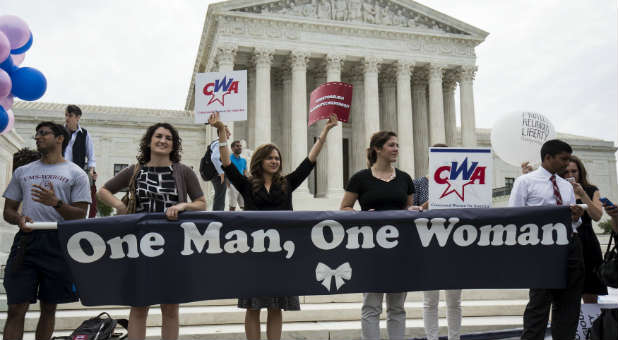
[
  {"left": 64, "top": 125, "right": 96, "bottom": 169},
  {"left": 210, "top": 140, "right": 224, "bottom": 175},
  {"left": 509, "top": 166, "right": 580, "bottom": 232}
]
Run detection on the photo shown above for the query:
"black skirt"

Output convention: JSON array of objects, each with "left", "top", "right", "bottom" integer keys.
[{"left": 578, "top": 222, "right": 608, "bottom": 295}]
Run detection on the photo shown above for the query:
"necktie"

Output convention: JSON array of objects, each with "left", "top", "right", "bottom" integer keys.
[{"left": 550, "top": 174, "right": 563, "bottom": 205}]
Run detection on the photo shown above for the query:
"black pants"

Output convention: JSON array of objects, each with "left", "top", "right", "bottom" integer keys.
[
  {"left": 210, "top": 176, "right": 227, "bottom": 211},
  {"left": 522, "top": 234, "right": 585, "bottom": 340}
]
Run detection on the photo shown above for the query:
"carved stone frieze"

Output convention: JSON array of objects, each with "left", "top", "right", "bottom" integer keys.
[
  {"left": 216, "top": 16, "right": 476, "bottom": 58},
  {"left": 233, "top": 0, "right": 468, "bottom": 35}
]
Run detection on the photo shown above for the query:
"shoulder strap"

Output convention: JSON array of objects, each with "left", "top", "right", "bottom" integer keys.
[{"left": 604, "top": 231, "right": 615, "bottom": 259}]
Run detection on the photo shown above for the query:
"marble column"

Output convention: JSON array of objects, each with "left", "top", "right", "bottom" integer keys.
[
  {"left": 326, "top": 54, "right": 344, "bottom": 197},
  {"left": 271, "top": 69, "right": 284, "bottom": 150},
  {"left": 442, "top": 69, "right": 458, "bottom": 147},
  {"left": 350, "top": 67, "right": 365, "bottom": 173},
  {"left": 459, "top": 66, "right": 478, "bottom": 147},
  {"left": 253, "top": 48, "right": 273, "bottom": 147},
  {"left": 281, "top": 67, "right": 292, "bottom": 174},
  {"left": 313, "top": 68, "right": 328, "bottom": 197},
  {"left": 247, "top": 65, "right": 256, "bottom": 149},
  {"left": 428, "top": 64, "right": 446, "bottom": 145},
  {"left": 395, "top": 61, "right": 414, "bottom": 175},
  {"left": 216, "top": 45, "right": 238, "bottom": 140},
  {"left": 379, "top": 67, "right": 397, "bottom": 133},
  {"left": 412, "top": 68, "right": 429, "bottom": 178},
  {"left": 289, "top": 50, "right": 310, "bottom": 194},
  {"left": 363, "top": 57, "right": 381, "bottom": 146}
]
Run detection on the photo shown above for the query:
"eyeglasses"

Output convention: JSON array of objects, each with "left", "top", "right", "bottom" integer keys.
[{"left": 33, "top": 130, "right": 54, "bottom": 139}]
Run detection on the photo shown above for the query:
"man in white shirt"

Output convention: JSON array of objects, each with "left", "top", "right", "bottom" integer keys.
[
  {"left": 64, "top": 105, "right": 97, "bottom": 217},
  {"left": 508, "top": 139, "right": 584, "bottom": 340},
  {"left": 210, "top": 125, "right": 231, "bottom": 211}
]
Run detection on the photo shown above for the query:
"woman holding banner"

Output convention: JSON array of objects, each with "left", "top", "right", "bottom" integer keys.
[
  {"left": 339, "top": 131, "right": 417, "bottom": 340},
  {"left": 562, "top": 155, "right": 607, "bottom": 302},
  {"left": 97, "top": 123, "right": 206, "bottom": 340},
  {"left": 208, "top": 112, "right": 338, "bottom": 340}
]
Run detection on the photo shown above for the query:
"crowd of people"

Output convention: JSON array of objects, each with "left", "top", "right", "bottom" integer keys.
[{"left": 1, "top": 105, "right": 617, "bottom": 340}]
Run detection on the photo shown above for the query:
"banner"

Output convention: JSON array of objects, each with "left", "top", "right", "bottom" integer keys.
[
  {"left": 58, "top": 207, "right": 571, "bottom": 306},
  {"left": 194, "top": 70, "right": 247, "bottom": 124},
  {"left": 308, "top": 82, "right": 353, "bottom": 126},
  {"left": 429, "top": 147, "right": 493, "bottom": 210}
]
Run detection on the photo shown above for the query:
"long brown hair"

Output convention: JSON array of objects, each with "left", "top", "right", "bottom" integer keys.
[
  {"left": 249, "top": 144, "right": 287, "bottom": 194},
  {"left": 569, "top": 155, "right": 593, "bottom": 187},
  {"left": 366, "top": 131, "right": 397, "bottom": 167}
]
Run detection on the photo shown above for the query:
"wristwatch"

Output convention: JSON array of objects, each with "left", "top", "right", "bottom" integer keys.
[
  {"left": 53, "top": 199, "right": 64, "bottom": 209},
  {"left": 219, "top": 142, "right": 227, "bottom": 147}
]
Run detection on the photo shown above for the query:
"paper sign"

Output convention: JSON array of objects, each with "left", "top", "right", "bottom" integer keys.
[
  {"left": 194, "top": 70, "right": 247, "bottom": 124},
  {"left": 428, "top": 148, "right": 493, "bottom": 209},
  {"left": 308, "top": 82, "right": 353, "bottom": 126},
  {"left": 575, "top": 304, "right": 602, "bottom": 340}
]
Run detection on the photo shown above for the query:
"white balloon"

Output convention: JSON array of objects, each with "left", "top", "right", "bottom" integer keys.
[{"left": 490, "top": 111, "right": 556, "bottom": 167}]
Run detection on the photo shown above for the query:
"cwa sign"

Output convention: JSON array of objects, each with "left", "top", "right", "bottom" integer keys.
[
  {"left": 194, "top": 70, "right": 247, "bottom": 124},
  {"left": 429, "top": 148, "right": 493, "bottom": 210}
]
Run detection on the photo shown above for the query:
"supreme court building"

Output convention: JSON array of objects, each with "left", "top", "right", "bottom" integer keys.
[{"left": 186, "top": 0, "right": 489, "bottom": 199}]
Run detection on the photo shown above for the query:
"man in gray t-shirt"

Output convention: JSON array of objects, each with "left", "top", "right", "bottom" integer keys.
[{"left": 2, "top": 122, "right": 91, "bottom": 340}]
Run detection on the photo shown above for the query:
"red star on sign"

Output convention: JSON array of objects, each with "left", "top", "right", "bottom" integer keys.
[
  {"left": 208, "top": 88, "right": 233, "bottom": 106},
  {"left": 439, "top": 178, "right": 474, "bottom": 201}
]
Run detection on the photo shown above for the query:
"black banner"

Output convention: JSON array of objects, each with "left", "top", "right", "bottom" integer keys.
[{"left": 58, "top": 206, "right": 572, "bottom": 306}]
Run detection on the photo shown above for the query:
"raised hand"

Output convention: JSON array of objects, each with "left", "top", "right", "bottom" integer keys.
[
  {"left": 208, "top": 112, "right": 224, "bottom": 129},
  {"left": 324, "top": 114, "right": 338, "bottom": 131}
]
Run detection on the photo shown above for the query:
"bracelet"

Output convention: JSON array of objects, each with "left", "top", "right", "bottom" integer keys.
[{"left": 219, "top": 142, "right": 227, "bottom": 147}]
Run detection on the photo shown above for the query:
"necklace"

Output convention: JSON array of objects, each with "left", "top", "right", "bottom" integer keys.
[{"left": 372, "top": 167, "right": 396, "bottom": 182}]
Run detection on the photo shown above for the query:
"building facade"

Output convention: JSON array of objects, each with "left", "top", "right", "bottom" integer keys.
[{"left": 186, "top": 0, "right": 489, "bottom": 198}]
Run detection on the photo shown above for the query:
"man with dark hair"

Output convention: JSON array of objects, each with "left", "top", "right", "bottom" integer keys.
[
  {"left": 228, "top": 140, "right": 247, "bottom": 211},
  {"left": 2, "top": 122, "right": 91, "bottom": 339},
  {"left": 64, "top": 104, "right": 97, "bottom": 217},
  {"left": 509, "top": 139, "right": 584, "bottom": 339}
]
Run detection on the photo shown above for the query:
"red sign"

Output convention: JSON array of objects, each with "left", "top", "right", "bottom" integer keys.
[{"left": 308, "top": 82, "right": 353, "bottom": 126}]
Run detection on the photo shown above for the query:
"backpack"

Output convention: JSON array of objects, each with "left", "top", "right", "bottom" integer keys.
[
  {"left": 199, "top": 140, "right": 218, "bottom": 181},
  {"left": 53, "top": 312, "right": 128, "bottom": 340}
]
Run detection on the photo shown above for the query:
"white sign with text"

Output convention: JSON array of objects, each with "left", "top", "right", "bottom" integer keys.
[
  {"left": 194, "top": 70, "right": 247, "bottom": 124},
  {"left": 428, "top": 148, "right": 493, "bottom": 210}
]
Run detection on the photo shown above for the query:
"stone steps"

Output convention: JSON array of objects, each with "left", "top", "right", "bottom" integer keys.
[
  {"left": 0, "top": 299, "right": 528, "bottom": 332},
  {"left": 20, "top": 316, "right": 524, "bottom": 339},
  {"left": 0, "top": 289, "right": 530, "bottom": 312}
]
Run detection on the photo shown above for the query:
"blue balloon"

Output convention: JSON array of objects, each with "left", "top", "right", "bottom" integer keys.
[
  {"left": 11, "top": 32, "right": 33, "bottom": 55},
  {"left": 0, "top": 107, "right": 8, "bottom": 132},
  {"left": 11, "top": 67, "right": 47, "bottom": 101},
  {"left": 0, "top": 55, "right": 16, "bottom": 74}
]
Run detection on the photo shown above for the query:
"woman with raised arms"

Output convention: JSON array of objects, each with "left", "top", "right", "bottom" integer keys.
[
  {"left": 209, "top": 112, "right": 337, "bottom": 340},
  {"left": 98, "top": 122, "right": 206, "bottom": 340},
  {"left": 339, "top": 130, "right": 417, "bottom": 340}
]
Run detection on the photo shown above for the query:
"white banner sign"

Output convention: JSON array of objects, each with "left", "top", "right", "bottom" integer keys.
[
  {"left": 194, "top": 70, "right": 247, "bottom": 124},
  {"left": 428, "top": 148, "right": 493, "bottom": 210}
]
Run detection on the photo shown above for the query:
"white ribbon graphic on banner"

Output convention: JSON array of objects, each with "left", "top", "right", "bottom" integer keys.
[{"left": 315, "top": 262, "right": 352, "bottom": 291}]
